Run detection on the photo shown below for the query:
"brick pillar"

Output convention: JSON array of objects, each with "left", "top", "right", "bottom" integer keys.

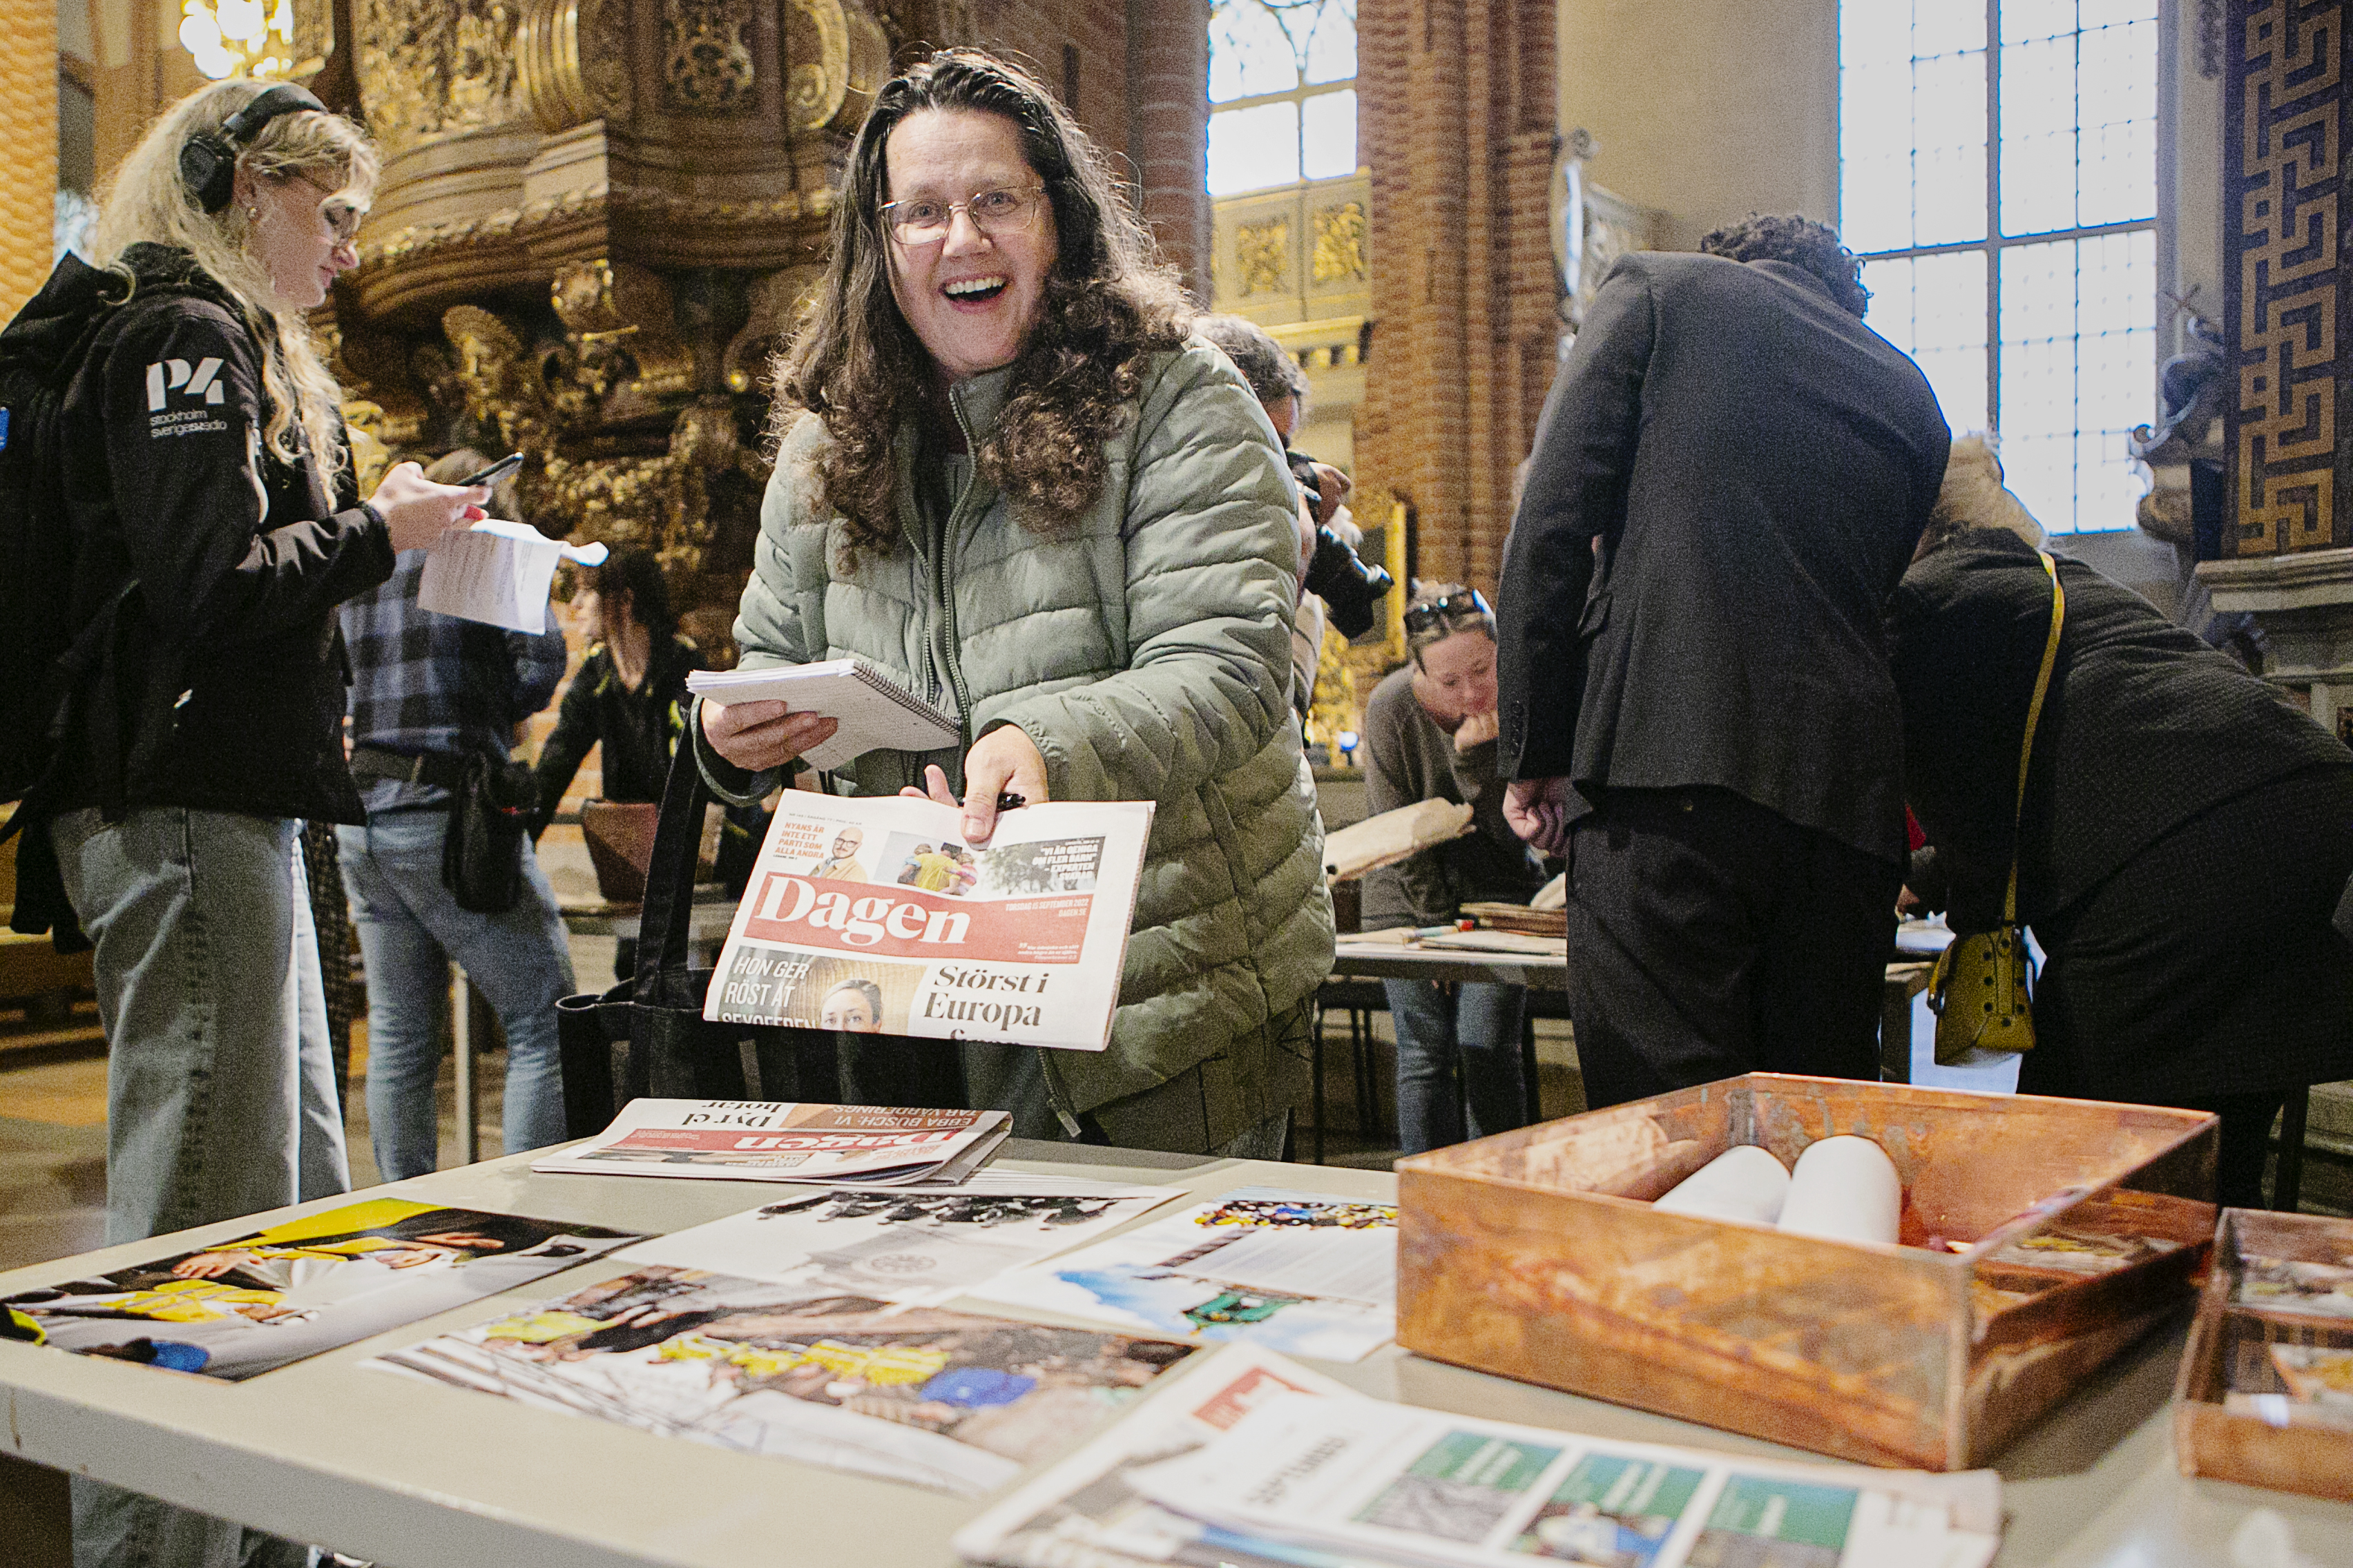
[
  {"left": 0, "top": 0, "right": 59, "bottom": 320},
  {"left": 1126, "top": 0, "right": 1211, "bottom": 300},
  {"left": 1358, "top": 0, "right": 1559, "bottom": 597}
]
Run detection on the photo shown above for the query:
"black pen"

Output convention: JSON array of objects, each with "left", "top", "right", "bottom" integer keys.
[
  {"left": 995, "top": 791, "right": 1026, "bottom": 813},
  {"left": 457, "top": 451, "right": 524, "bottom": 488}
]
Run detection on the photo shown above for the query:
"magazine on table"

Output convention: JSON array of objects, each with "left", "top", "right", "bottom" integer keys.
[
  {"left": 609, "top": 1174, "right": 1187, "bottom": 1307},
  {"left": 0, "top": 1197, "right": 642, "bottom": 1381},
  {"left": 365, "top": 1265, "right": 1200, "bottom": 1497},
  {"left": 1124, "top": 1379, "right": 2002, "bottom": 1568},
  {"left": 531, "top": 1098, "right": 1011, "bottom": 1185},
  {"left": 703, "top": 790, "right": 1154, "bottom": 1052},
  {"left": 962, "top": 1186, "right": 1399, "bottom": 1363}
]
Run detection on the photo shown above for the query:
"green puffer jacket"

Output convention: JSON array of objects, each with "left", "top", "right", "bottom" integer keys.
[{"left": 706, "top": 338, "right": 1336, "bottom": 1125}]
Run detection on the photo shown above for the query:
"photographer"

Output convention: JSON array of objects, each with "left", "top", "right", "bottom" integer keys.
[{"left": 1195, "top": 315, "right": 1391, "bottom": 716}]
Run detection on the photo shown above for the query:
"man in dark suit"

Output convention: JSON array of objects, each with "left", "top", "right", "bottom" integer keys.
[{"left": 1496, "top": 215, "right": 1950, "bottom": 1109}]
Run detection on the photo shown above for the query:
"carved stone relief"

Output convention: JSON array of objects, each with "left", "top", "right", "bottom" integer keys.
[
  {"left": 1236, "top": 219, "right": 1289, "bottom": 298},
  {"left": 1311, "top": 202, "right": 1365, "bottom": 286},
  {"left": 664, "top": 0, "right": 757, "bottom": 112}
]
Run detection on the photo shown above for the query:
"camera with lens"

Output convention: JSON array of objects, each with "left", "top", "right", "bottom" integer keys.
[
  {"left": 1304, "top": 525, "right": 1393, "bottom": 639},
  {"left": 1287, "top": 450, "right": 1392, "bottom": 639}
]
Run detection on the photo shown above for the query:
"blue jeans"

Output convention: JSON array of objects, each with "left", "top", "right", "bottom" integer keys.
[
  {"left": 337, "top": 806, "right": 575, "bottom": 1180},
  {"left": 1385, "top": 978, "right": 1528, "bottom": 1155},
  {"left": 50, "top": 806, "right": 348, "bottom": 1568}
]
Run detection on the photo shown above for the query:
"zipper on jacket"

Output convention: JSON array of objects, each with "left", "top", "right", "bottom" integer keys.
[{"left": 941, "top": 381, "right": 1081, "bottom": 1138}]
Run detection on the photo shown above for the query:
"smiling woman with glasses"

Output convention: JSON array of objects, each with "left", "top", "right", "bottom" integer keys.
[{"left": 694, "top": 48, "right": 1335, "bottom": 1156}]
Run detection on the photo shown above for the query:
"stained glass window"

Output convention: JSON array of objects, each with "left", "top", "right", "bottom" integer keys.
[
  {"left": 1842, "top": 0, "right": 2158, "bottom": 532},
  {"left": 1208, "top": 0, "right": 1359, "bottom": 197}
]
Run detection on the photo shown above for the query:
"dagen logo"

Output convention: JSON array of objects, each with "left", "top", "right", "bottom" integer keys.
[{"left": 146, "top": 358, "right": 225, "bottom": 410}]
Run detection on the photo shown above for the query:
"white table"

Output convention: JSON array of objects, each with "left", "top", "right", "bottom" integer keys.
[{"left": 2, "top": 1142, "right": 2349, "bottom": 1567}]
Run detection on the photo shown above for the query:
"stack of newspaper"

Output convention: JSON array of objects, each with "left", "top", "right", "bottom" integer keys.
[
  {"left": 957, "top": 1346, "right": 2002, "bottom": 1568},
  {"left": 532, "top": 1098, "right": 1010, "bottom": 1186}
]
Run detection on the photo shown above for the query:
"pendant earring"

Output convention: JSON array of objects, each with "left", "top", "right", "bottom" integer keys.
[{"left": 246, "top": 205, "right": 260, "bottom": 221}]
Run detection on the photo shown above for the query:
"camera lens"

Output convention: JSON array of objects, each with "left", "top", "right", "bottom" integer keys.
[{"left": 1305, "top": 526, "right": 1394, "bottom": 639}]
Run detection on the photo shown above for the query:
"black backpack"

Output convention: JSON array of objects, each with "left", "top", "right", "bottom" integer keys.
[
  {"left": 0, "top": 255, "right": 142, "bottom": 943},
  {"left": 0, "top": 255, "right": 131, "bottom": 804}
]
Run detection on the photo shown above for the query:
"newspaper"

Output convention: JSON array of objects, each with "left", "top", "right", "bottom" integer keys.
[
  {"left": 954, "top": 1342, "right": 1363, "bottom": 1568},
  {"left": 530, "top": 1098, "right": 1011, "bottom": 1185},
  {"left": 705, "top": 792, "right": 1155, "bottom": 1052},
  {"left": 1123, "top": 1384, "right": 2001, "bottom": 1568},
  {"left": 1, "top": 1197, "right": 642, "bottom": 1381},
  {"left": 610, "top": 1176, "right": 1187, "bottom": 1306},
  {"left": 365, "top": 1266, "right": 1201, "bottom": 1497},
  {"left": 963, "top": 1187, "right": 1399, "bottom": 1363}
]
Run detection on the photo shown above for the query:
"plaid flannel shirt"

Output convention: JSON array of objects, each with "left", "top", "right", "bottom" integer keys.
[{"left": 340, "top": 550, "right": 569, "bottom": 813}]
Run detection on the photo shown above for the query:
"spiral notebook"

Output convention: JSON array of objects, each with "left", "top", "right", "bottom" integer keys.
[{"left": 687, "top": 658, "right": 961, "bottom": 771}]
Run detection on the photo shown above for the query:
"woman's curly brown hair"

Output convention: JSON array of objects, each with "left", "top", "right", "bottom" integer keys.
[{"left": 770, "top": 48, "right": 1192, "bottom": 557}]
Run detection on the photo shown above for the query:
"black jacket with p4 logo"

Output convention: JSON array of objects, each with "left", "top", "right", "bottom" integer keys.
[{"left": 50, "top": 242, "right": 392, "bottom": 824}]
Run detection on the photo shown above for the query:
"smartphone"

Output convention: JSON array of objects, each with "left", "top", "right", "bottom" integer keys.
[{"left": 457, "top": 452, "right": 524, "bottom": 488}]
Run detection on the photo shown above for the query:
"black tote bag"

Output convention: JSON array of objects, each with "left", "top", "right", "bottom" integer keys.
[
  {"left": 553, "top": 743, "right": 966, "bottom": 1137},
  {"left": 553, "top": 743, "right": 841, "bottom": 1136}
]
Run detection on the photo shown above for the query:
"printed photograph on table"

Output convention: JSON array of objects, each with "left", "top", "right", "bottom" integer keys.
[
  {"left": 963, "top": 1186, "right": 1399, "bottom": 1362},
  {"left": 2235, "top": 1253, "right": 2353, "bottom": 1319},
  {"left": 1510, "top": 1453, "right": 1704, "bottom": 1566},
  {"left": 611, "top": 1175, "right": 1184, "bottom": 1306},
  {"left": 0, "top": 1199, "right": 642, "bottom": 1380},
  {"left": 367, "top": 1266, "right": 1198, "bottom": 1496}
]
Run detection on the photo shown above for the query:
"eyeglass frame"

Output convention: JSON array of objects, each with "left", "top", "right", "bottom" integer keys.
[
  {"left": 287, "top": 174, "right": 366, "bottom": 246},
  {"left": 877, "top": 182, "right": 1049, "bottom": 245},
  {"left": 1401, "top": 588, "right": 1495, "bottom": 639}
]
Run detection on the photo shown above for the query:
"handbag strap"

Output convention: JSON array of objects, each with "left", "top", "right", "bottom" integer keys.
[
  {"left": 2001, "top": 551, "right": 2067, "bottom": 925},
  {"left": 633, "top": 736, "right": 714, "bottom": 1001}
]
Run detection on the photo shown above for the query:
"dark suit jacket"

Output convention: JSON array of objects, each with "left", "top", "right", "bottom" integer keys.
[
  {"left": 1497, "top": 252, "right": 1951, "bottom": 864},
  {"left": 1891, "top": 529, "right": 2352, "bottom": 931}
]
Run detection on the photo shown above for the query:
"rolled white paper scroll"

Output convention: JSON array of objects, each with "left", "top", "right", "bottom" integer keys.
[
  {"left": 1776, "top": 1135, "right": 1902, "bottom": 1245},
  {"left": 1652, "top": 1144, "right": 1792, "bottom": 1226}
]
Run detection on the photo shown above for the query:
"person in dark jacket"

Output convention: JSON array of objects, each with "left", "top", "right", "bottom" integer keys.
[
  {"left": 27, "top": 78, "right": 486, "bottom": 1568},
  {"left": 1495, "top": 214, "right": 1951, "bottom": 1109},
  {"left": 531, "top": 547, "right": 704, "bottom": 824},
  {"left": 1893, "top": 436, "right": 2353, "bottom": 1208},
  {"left": 1363, "top": 584, "right": 1546, "bottom": 1152}
]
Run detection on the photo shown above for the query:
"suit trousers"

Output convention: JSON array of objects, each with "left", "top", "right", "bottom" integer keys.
[{"left": 1563, "top": 787, "right": 1899, "bottom": 1110}]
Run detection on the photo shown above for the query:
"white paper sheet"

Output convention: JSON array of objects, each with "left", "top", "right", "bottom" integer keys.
[{"left": 416, "top": 519, "right": 608, "bottom": 633}]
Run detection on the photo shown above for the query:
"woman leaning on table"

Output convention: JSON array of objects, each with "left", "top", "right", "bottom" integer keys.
[
  {"left": 10, "top": 77, "right": 484, "bottom": 1568},
  {"left": 693, "top": 48, "right": 1334, "bottom": 1154},
  {"left": 1892, "top": 435, "right": 2353, "bottom": 1209}
]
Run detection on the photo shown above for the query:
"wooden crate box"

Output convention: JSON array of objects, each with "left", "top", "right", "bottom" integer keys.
[
  {"left": 2175, "top": 1208, "right": 2353, "bottom": 1501},
  {"left": 1396, "top": 1072, "right": 2217, "bottom": 1470}
]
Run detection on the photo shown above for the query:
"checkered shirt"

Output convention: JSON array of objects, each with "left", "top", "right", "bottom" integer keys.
[{"left": 340, "top": 550, "right": 569, "bottom": 812}]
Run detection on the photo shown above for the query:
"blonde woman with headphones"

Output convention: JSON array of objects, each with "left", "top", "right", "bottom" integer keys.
[{"left": 3, "top": 79, "right": 484, "bottom": 1567}]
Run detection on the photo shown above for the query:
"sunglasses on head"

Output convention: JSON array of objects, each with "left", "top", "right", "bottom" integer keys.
[{"left": 1403, "top": 588, "right": 1492, "bottom": 637}]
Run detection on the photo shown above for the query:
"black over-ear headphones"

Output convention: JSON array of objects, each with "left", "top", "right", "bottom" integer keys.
[{"left": 179, "top": 84, "right": 329, "bottom": 215}]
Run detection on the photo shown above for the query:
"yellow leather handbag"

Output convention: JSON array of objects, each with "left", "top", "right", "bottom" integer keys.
[{"left": 1927, "top": 550, "right": 2064, "bottom": 1065}]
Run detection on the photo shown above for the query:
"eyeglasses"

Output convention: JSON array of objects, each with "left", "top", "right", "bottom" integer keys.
[
  {"left": 293, "top": 176, "right": 365, "bottom": 244},
  {"left": 878, "top": 184, "right": 1046, "bottom": 244},
  {"left": 1403, "top": 588, "right": 1493, "bottom": 637}
]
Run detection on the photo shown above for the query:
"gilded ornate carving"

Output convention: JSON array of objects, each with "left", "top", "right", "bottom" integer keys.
[
  {"left": 2225, "top": 0, "right": 2346, "bottom": 554},
  {"left": 786, "top": 0, "right": 891, "bottom": 133},
  {"left": 443, "top": 304, "right": 558, "bottom": 458},
  {"left": 722, "top": 265, "right": 823, "bottom": 393},
  {"left": 1235, "top": 219, "right": 1289, "bottom": 298},
  {"left": 664, "top": 0, "right": 756, "bottom": 112},
  {"left": 290, "top": 0, "right": 336, "bottom": 79},
  {"left": 519, "top": 0, "right": 633, "bottom": 130},
  {"left": 353, "top": 182, "right": 834, "bottom": 278},
  {"left": 1310, "top": 202, "right": 1365, "bottom": 286},
  {"left": 357, "top": 0, "right": 525, "bottom": 155}
]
